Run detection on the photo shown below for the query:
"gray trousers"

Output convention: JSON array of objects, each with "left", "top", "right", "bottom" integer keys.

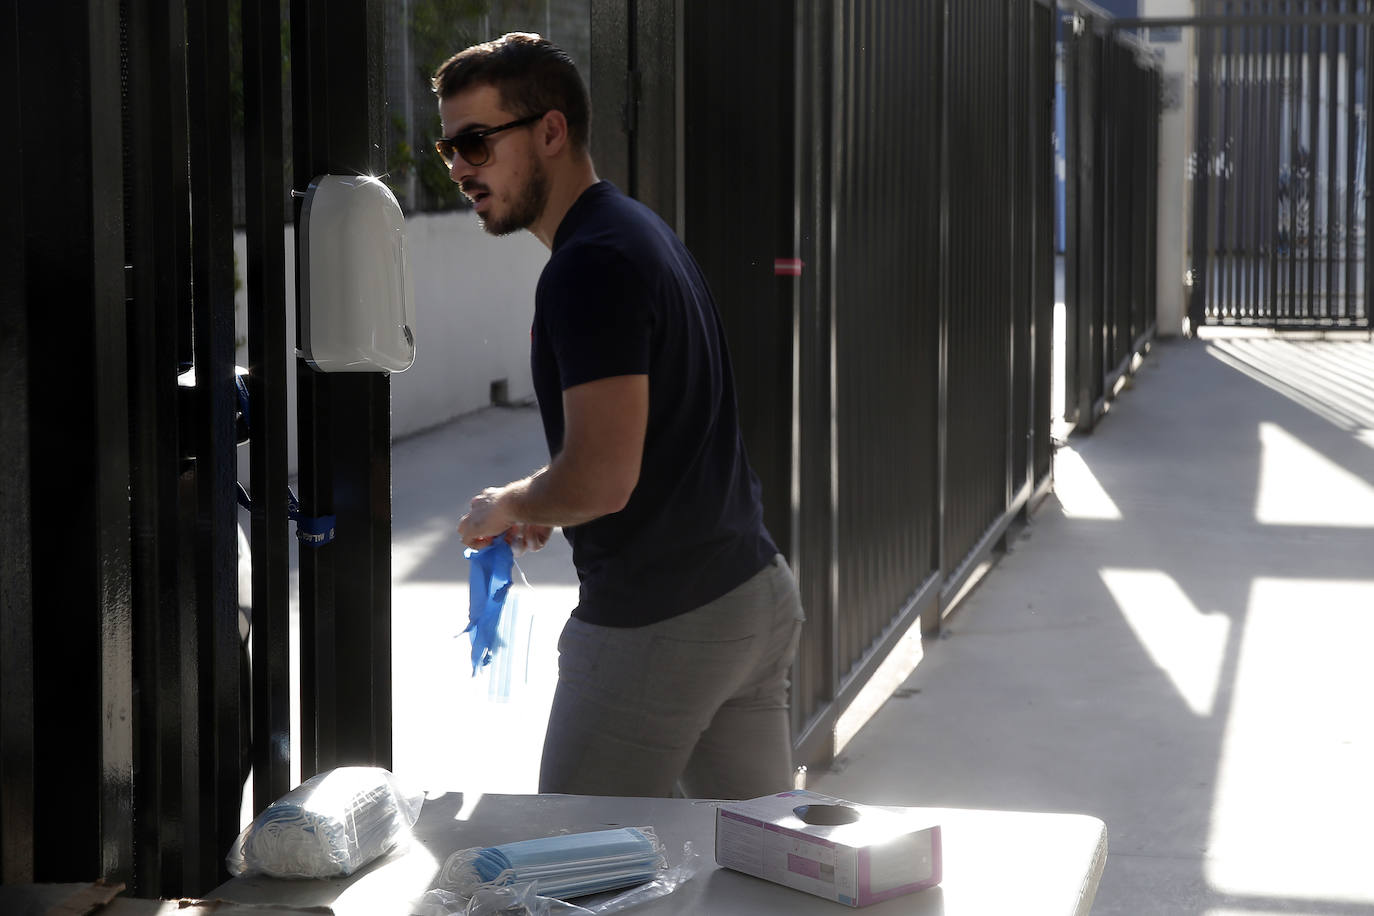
[{"left": 538, "top": 555, "right": 805, "bottom": 800}]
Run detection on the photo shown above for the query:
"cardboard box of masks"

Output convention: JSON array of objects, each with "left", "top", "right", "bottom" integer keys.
[{"left": 714, "top": 790, "right": 942, "bottom": 907}]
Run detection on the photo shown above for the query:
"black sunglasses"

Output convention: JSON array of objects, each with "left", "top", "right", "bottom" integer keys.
[{"left": 435, "top": 113, "right": 546, "bottom": 168}]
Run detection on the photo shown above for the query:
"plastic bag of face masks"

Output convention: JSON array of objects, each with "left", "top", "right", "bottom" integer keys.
[
  {"left": 226, "top": 766, "right": 425, "bottom": 878},
  {"left": 412, "top": 832, "right": 704, "bottom": 916}
]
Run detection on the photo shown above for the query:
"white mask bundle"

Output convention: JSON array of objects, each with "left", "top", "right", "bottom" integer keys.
[{"left": 226, "top": 766, "right": 425, "bottom": 878}]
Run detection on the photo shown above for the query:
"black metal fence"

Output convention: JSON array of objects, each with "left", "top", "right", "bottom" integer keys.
[
  {"left": 1065, "top": 13, "right": 1161, "bottom": 432},
  {"left": 3, "top": 0, "right": 394, "bottom": 897},
  {"left": 673, "top": 0, "right": 1062, "bottom": 768},
  {"left": 2, "top": 0, "right": 1162, "bottom": 894},
  {"left": 1189, "top": 0, "right": 1373, "bottom": 328}
]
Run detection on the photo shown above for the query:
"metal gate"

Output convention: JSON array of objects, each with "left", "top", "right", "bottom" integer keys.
[
  {"left": 670, "top": 0, "right": 1059, "bottom": 769},
  {"left": 4, "top": 0, "right": 394, "bottom": 896},
  {"left": 1190, "top": 0, "right": 1374, "bottom": 328},
  {"left": 1064, "top": 13, "right": 1161, "bottom": 432}
]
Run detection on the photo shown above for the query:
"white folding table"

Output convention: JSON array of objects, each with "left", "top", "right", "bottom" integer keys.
[{"left": 212, "top": 792, "right": 1107, "bottom": 915}]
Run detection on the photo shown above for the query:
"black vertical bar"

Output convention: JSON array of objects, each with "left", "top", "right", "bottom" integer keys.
[
  {"left": 1328, "top": 10, "right": 1340, "bottom": 316},
  {"left": 791, "top": 0, "right": 838, "bottom": 760},
  {"left": 20, "top": 0, "right": 134, "bottom": 886},
  {"left": 1289, "top": 2, "right": 1300, "bottom": 320},
  {"left": 1346, "top": 5, "right": 1358, "bottom": 318},
  {"left": 1100, "top": 39, "right": 1112, "bottom": 368},
  {"left": 1221, "top": 16, "right": 1236, "bottom": 318},
  {"left": 292, "top": 0, "right": 394, "bottom": 778},
  {"left": 1268, "top": 6, "right": 1281, "bottom": 321},
  {"left": 1035, "top": 1, "right": 1054, "bottom": 484},
  {"left": 1248, "top": 11, "right": 1261, "bottom": 319},
  {"left": 1365, "top": 10, "right": 1373, "bottom": 322},
  {"left": 589, "top": 0, "right": 631, "bottom": 193},
  {"left": 124, "top": 0, "right": 194, "bottom": 895},
  {"left": 1260, "top": 3, "right": 1270, "bottom": 319},
  {"left": 1005, "top": 0, "right": 1015, "bottom": 515},
  {"left": 1308, "top": 11, "right": 1321, "bottom": 317},
  {"left": 934, "top": 0, "right": 951, "bottom": 624},
  {"left": 1147, "top": 63, "right": 1160, "bottom": 333},
  {"left": 1211, "top": 12, "right": 1226, "bottom": 321},
  {"left": 242, "top": 0, "right": 293, "bottom": 816},
  {"left": 0, "top": 0, "right": 34, "bottom": 886},
  {"left": 185, "top": 0, "right": 242, "bottom": 890},
  {"left": 827, "top": 0, "right": 844, "bottom": 701}
]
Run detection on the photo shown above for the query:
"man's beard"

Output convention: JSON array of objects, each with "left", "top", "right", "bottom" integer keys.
[{"left": 480, "top": 155, "right": 549, "bottom": 237}]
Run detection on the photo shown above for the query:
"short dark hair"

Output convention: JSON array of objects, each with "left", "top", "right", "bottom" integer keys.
[{"left": 432, "top": 33, "right": 591, "bottom": 152}]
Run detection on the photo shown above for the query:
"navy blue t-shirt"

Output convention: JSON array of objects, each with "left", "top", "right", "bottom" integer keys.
[{"left": 532, "top": 180, "right": 777, "bottom": 627}]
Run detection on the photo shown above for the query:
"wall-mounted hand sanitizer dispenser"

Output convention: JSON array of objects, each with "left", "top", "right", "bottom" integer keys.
[{"left": 299, "top": 174, "right": 416, "bottom": 373}]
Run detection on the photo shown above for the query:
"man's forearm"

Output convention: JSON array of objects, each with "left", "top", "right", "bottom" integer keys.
[{"left": 501, "top": 453, "right": 630, "bottom": 528}]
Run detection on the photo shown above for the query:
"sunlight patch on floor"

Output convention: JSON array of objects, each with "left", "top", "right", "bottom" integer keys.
[
  {"left": 1054, "top": 446, "right": 1123, "bottom": 519},
  {"left": 1206, "top": 578, "right": 1374, "bottom": 905},
  {"left": 1099, "top": 568, "right": 1230, "bottom": 717},
  {"left": 834, "top": 618, "right": 925, "bottom": 756},
  {"left": 1255, "top": 422, "right": 1374, "bottom": 527}
]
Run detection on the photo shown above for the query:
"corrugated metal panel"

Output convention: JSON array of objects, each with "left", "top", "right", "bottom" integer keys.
[
  {"left": 831, "top": 0, "right": 942, "bottom": 678},
  {"left": 676, "top": 0, "right": 1069, "bottom": 766},
  {"left": 1067, "top": 19, "right": 1156, "bottom": 433},
  {"left": 683, "top": 0, "right": 794, "bottom": 560},
  {"left": 944, "top": 0, "right": 1012, "bottom": 573}
]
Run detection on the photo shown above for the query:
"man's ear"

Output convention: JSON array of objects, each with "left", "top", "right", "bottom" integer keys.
[{"left": 537, "top": 110, "right": 570, "bottom": 158}]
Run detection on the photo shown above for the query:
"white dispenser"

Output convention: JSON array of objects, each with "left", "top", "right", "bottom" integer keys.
[{"left": 298, "top": 174, "right": 416, "bottom": 373}]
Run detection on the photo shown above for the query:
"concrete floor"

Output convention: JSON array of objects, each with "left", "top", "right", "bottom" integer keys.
[{"left": 384, "top": 334, "right": 1374, "bottom": 915}]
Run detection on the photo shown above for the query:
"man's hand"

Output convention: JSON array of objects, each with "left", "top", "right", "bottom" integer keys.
[{"left": 457, "top": 486, "right": 517, "bottom": 548}]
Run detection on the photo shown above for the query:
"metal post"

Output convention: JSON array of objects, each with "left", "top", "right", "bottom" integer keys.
[
  {"left": 17, "top": 0, "right": 134, "bottom": 886},
  {"left": 241, "top": 0, "right": 293, "bottom": 816},
  {"left": 123, "top": 0, "right": 196, "bottom": 895},
  {"left": 936, "top": 0, "right": 953, "bottom": 616},
  {"left": 185, "top": 0, "right": 243, "bottom": 889},
  {"left": 0, "top": 0, "right": 34, "bottom": 886},
  {"left": 292, "top": 0, "right": 394, "bottom": 777}
]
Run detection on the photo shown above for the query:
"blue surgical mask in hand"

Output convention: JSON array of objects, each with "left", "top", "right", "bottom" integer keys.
[{"left": 438, "top": 826, "right": 665, "bottom": 900}]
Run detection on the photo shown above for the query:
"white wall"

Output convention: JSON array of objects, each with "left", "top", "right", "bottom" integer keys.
[
  {"left": 234, "top": 209, "right": 548, "bottom": 477},
  {"left": 390, "top": 210, "right": 547, "bottom": 434},
  {"left": 1144, "top": 0, "right": 1196, "bottom": 336}
]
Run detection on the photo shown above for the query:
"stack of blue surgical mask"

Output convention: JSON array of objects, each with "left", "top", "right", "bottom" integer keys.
[
  {"left": 227, "top": 766, "right": 424, "bottom": 878},
  {"left": 439, "top": 827, "right": 665, "bottom": 900}
]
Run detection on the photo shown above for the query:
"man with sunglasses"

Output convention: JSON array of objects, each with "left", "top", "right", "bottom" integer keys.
[{"left": 436, "top": 33, "right": 803, "bottom": 801}]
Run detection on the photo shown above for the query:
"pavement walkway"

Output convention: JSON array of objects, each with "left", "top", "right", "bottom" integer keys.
[{"left": 385, "top": 334, "right": 1374, "bottom": 915}]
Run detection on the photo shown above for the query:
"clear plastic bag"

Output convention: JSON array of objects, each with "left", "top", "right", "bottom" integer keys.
[
  {"left": 413, "top": 838, "right": 703, "bottom": 916},
  {"left": 226, "top": 766, "right": 425, "bottom": 879}
]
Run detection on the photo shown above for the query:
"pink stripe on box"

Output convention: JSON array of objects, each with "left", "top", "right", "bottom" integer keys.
[{"left": 788, "top": 854, "right": 823, "bottom": 879}]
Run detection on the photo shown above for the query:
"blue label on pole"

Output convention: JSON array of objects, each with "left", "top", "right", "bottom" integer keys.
[{"left": 297, "top": 515, "right": 337, "bottom": 546}]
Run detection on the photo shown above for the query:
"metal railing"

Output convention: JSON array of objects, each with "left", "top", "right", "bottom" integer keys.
[
  {"left": 1189, "top": 0, "right": 1374, "bottom": 329},
  {"left": 1064, "top": 10, "right": 1161, "bottom": 432},
  {"left": 672, "top": 0, "right": 1062, "bottom": 768},
  {"left": 3, "top": 0, "right": 395, "bottom": 897}
]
